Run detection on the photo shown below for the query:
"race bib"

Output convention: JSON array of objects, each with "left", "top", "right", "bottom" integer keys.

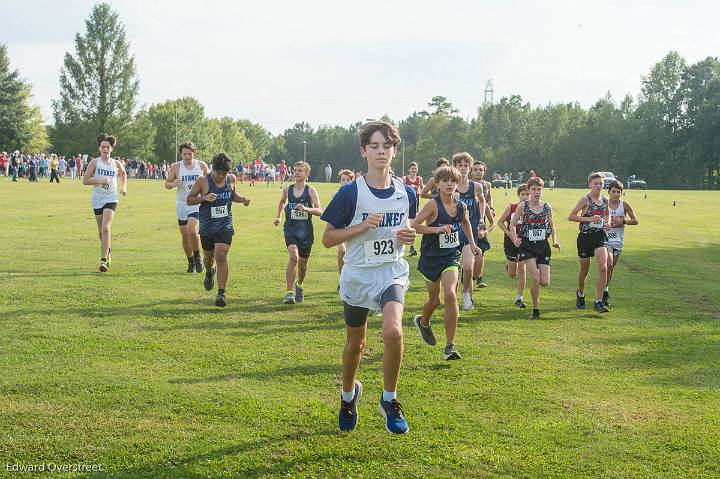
[
  {"left": 291, "top": 208, "right": 309, "bottom": 220},
  {"left": 607, "top": 231, "right": 619, "bottom": 240},
  {"left": 364, "top": 238, "right": 396, "bottom": 263},
  {"left": 439, "top": 231, "right": 459, "bottom": 248},
  {"left": 590, "top": 217, "right": 604, "bottom": 228},
  {"left": 211, "top": 205, "right": 228, "bottom": 218},
  {"left": 529, "top": 228, "right": 546, "bottom": 242}
]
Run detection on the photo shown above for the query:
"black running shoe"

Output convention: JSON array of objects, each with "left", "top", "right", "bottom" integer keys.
[
  {"left": 215, "top": 292, "right": 226, "bottom": 307},
  {"left": 476, "top": 278, "right": 487, "bottom": 288},
  {"left": 576, "top": 291, "right": 586, "bottom": 309},
  {"left": 602, "top": 290, "right": 609, "bottom": 307},
  {"left": 408, "top": 245, "right": 417, "bottom": 257},
  {"left": 414, "top": 315, "right": 437, "bottom": 346},
  {"left": 194, "top": 256, "right": 204, "bottom": 273},
  {"left": 515, "top": 299, "right": 527, "bottom": 309},
  {"left": 593, "top": 300, "right": 609, "bottom": 313},
  {"left": 338, "top": 380, "right": 362, "bottom": 432},
  {"left": 530, "top": 309, "right": 541, "bottom": 320},
  {"left": 204, "top": 266, "right": 216, "bottom": 291},
  {"left": 443, "top": 343, "right": 462, "bottom": 360},
  {"left": 187, "top": 260, "right": 195, "bottom": 273}
]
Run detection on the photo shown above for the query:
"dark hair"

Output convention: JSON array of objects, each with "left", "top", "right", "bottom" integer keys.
[
  {"left": 452, "top": 152, "right": 474, "bottom": 166},
  {"left": 211, "top": 152, "right": 232, "bottom": 172},
  {"left": 473, "top": 160, "right": 486, "bottom": 168},
  {"left": 434, "top": 165, "right": 462, "bottom": 184},
  {"left": 178, "top": 141, "right": 197, "bottom": 154},
  {"left": 97, "top": 133, "right": 117, "bottom": 147},
  {"left": 517, "top": 183, "right": 529, "bottom": 195},
  {"left": 436, "top": 158, "right": 449, "bottom": 168},
  {"left": 608, "top": 180, "right": 624, "bottom": 191},
  {"left": 358, "top": 121, "right": 401, "bottom": 148}
]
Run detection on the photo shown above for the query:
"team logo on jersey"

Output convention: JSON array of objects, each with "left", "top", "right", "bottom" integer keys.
[
  {"left": 360, "top": 212, "right": 406, "bottom": 227},
  {"left": 182, "top": 174, "right": 199, "bottom": 182},
  {"left": 96, "top": 168, "right": 115, "bottom": 177}
]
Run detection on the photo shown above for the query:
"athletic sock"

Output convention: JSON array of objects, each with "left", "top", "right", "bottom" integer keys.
[
  {"left": 516, "top": 295, "right": 523, "bottom": 301},
  {"left": 478, "top": 276, "right": 483, "bottom": 283},
  {"left": 101, "top": 258, "right": 107, "bottom": 262},
  {"left": 604, "top": 287, "right": 609, "bottom": 292},
  {"left": 296, "top": 281, "right": 304, "bottom": 288},
  {"left": 218, "top": 288, "right": 225, "bottom": 295},
  {"left": 193, "top": 250, "right": 200, "bottom": 259},
  {"left": 577, "top": 291, "right": 585, "bottom": 297},
  {"left": 382, "top": 390, "right": 397, "bottom": 402},
  {"left": 341, "top": 389, "right": 355, "bottom": 402}
]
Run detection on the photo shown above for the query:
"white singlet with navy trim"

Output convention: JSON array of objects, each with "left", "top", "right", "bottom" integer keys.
[
  {"left": 176, "top": 160, "right": 202, "bottom": 220},
  {"left": 607, "top": 201, "right": 625, "bottom": 250},
  {"left": 339, "top": 176, "right": 411, "bottom": 310},
  {"left": 91, "top": 158, "right": 118, "bottom": 209}
]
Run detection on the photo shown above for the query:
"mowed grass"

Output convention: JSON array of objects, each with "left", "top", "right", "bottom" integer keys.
[{"left": 0, "top": 177, "right": 718, "bottom": 479}]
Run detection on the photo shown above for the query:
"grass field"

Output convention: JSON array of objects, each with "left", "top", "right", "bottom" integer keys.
[{"left": 0, "top": 177, "right": 718, "bottom": 479}]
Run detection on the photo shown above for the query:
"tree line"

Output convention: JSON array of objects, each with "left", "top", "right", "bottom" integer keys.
[{"left": 1, "top": 3, "right": 718, "bottom": 188}]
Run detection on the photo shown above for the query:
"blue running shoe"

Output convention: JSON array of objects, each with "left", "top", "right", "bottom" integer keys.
[
  {"left": 378, "top": 396, "right": 409, "bottom": 434},
  {"left": 338, "top": 381, "right": 362, "bottom": 432}
]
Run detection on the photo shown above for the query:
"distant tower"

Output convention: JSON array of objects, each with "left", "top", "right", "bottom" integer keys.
[{"left": 484, "top": 79, "right": 494, "bottom": 105}]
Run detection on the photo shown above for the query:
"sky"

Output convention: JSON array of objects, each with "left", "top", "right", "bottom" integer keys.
[{"left": 2, "top": 0, "right": 719, "bottom": 134}]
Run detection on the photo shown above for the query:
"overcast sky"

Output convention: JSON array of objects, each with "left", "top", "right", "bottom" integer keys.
[{"left": 3, "top": 0, "right": 719, "bottom": 134}]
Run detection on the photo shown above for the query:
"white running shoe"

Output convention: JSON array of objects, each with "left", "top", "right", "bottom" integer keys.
[{"left": 462, "top": 292, "right": 474, "bottom": 311}]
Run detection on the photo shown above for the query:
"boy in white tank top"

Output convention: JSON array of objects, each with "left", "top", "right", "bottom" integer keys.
[
  {"left": 603, "top": 180, "right": 639, "bottom": 306},
  {"left": 82, "top": 133, "right": 127, "bottom": 272},
  {"left": 165, "top": 141, "right": 209, "bottom": 273},
  {"left": 320, "top": 121, "right": 417, "bottom": 435}
]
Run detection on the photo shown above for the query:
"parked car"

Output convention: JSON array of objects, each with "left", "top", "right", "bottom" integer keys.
[
  {"left": 601, "top": 171, "right": 617, "bottom": 189},
  {"left": 629, "top": 179, "right": 647, "bottom": 189},
  {"left": 492, "top": 179, "right": 510, "bottom": 188}
]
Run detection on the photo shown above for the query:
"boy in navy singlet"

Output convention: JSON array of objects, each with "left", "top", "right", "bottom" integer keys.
[
  {"left": 569, "top": 172, "right": 611, "bottom": 313},
  {"left": 274, "top": 161, "right": 323, "bottom": 304},
  {"left": 413, "top": 166, "right": 480, "bottom": 360},
  {"left": 321, "top": 121, "right": 417, "bottom": 434},
  {"left": 187, "top": 153, "right": 250, "bottom": 307}
]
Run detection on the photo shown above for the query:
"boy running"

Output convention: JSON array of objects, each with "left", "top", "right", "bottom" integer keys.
[
  {"left": 603, "top": 180, "right": 639, "bottom": 306},
  {"left": 321, "top": 121, "right": 417, "bottom": 434},
  {"left": 165, "top": 141, "right": 209, "bottom": 273},
  {"left": 497, "top": 183, "right": 530, "bottom": 308},
  {"left": 187, "top": 153, "right": 250, "bottom": 307},
  {"left": 274, "top": 161, "right": 323, "bottom": 304},
  {"left": 509, "top": 177, "right": 560, "bottom": 320},
  {"left": 569, "top": 172, "right": 611, "bottom": 313},
  {"left": 335, "top": 169, "right": 355, "bottom": 276},
  {"left": 451, "top": 152, "right": 487, "bottom": 311},
  {"left": 83, "top": 133, "right": 127, "bottom": 272},
  {"left": 413, "top": 165, "right": 480, "bottom": 360},
  {"left": 419, "top": 158, "right": 450, "bottom": 199},
  {"left": 402, "top": 162, "right": 423, "bottom": 256},
  {"left": 471, "top": 160, "right": 493, "bottom": 288}
]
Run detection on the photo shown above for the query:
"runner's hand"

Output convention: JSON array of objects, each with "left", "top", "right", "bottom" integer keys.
[
  {"left": 553, "top": 241, "right": 561, "bottom": 250},
  {"left": 204, "top": 193, "right": 217, "bottom": 202},
  {"left": 120, "top": 188, "right": 127, "bottom": 196},
  {"left": 363, "top": 213, "right": 383, "bottom": 230},
  {"left": 471, "top": 245, "right": 482, "bottom": 257},
  {"left": 395, "top": 227, "right": 416, "bottom": 245},
  {"left": 513, "top": 237, "right": 522, "bottom": 247},
  {"left": 273, "top": 217, "right": 281, "bottom": 226},
  {"left": 439, "top": 224, "right": 453, "bottom": 234}
]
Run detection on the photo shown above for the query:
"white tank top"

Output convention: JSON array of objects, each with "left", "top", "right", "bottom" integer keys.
[
  {"left": 91, "top": 158, "right": 118, "bottom": 208},
  {"left": 176, "top": 160, "right": 203, "bottom": 204},
  {"left": 607, "top": 201, "right": 625, "bottom": 245},
  {"left": 343, "top": 176, "right": 410, "bottom": 268}
]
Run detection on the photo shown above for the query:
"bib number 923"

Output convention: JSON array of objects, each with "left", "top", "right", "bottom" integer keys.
[{"left": 364, "top": 238, "right": 396, "bottom": 263}]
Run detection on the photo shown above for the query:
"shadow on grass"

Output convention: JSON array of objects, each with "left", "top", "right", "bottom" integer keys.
[{"left": 89, "top": 429, "right": 340, "bottom": 479}]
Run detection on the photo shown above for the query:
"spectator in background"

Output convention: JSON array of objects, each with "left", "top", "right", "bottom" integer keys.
[
  {"left": 59, "top": 156, "right": 67, "bottom": 178},
  {"left": 0, "top": 151, "right": 7, "bottom": 177},
  {"left": 530, "top": 169, "right": 536, "bottom": 178},
  {"left": 28, "top": 156, "right": 38, "bottom": 182},
  {"left": 68, "top": 156, "right": 77, "bottom": 179},
  {"left": 49, "top": 154, "right": 60, "bottom": 183},
  {"left": 325, "top": 163, "right": 332, "bottom": 183},
  {"left": 76, "top": 155, "right": 84, "bottom": 179},
  {"left": 11, "top": 151, "right": 20, "bottom": 182}
]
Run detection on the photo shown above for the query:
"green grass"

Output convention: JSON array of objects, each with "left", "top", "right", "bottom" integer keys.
[{"left": 0, "top": 177, "right": 718, "bottom": 478}]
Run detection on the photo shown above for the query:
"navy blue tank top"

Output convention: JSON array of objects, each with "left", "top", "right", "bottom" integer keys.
[
  {"left": 284, "top": 184, "right": 313, "bottom": 240},
  {"left": 420, "top": 197, "right": 466, "bottom": 258},
  {"left": 457, "top": 181, "right": 481, "bottom": 247},
  {"left": 199, "top": 177, "right": 233, "bottom": 235}
]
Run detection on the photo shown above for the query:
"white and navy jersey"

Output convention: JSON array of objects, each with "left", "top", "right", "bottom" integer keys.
[
  {"left": 91, "top": 158, "right": 118, "bottom": 208},
  {"left": 321, "top": 176, "right": 417, "bottom": 268},
  {"left": 176, "top": 160, "right": 202, "bottom": 206},
  {"left": 580, "top": 195, "right": 608, "bottom": 232},
  {"left": 607, "top": 201, "right": 625, "bottom": 248}
]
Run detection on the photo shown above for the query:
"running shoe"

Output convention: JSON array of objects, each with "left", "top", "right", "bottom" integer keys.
[
  {"left": 338, "top": 380, "right": 362, "bottom": 432},
  {"left": 443, "top": 343, "right": 462, "bottom": 360},
  {"left": 576, "top": 291, "right": 586, "bottom": 309},
  {"left": 378, "top": 397, "right": 409, "bottom": 434},
  {"left": 593, "top": 300, "right": 609, "bottom": 313},
  {"left": 408, "top": 245, "right": 417, "bottom": 257},
  {"left": 187, "top": 259, "right": 195, "bottom": 273},
  {"left": 295, "top": 282, "right": 304, "bottom": 303},
  {"left": 462, "top": 292, "right": 474, "bottom": 311},
  {"left": 530, "top": 309, "right": 541, "bottom": 320},
  {"left": 203, "top": 266, "right": 216, "bottom": 291},
  {"left": 214, "top": 292, "right": 226, "bottom": 307},
  {"left": 515, "top": 299, "right": 527, "bottom": 309},
  {"left": 414, "top": 315, "right": 436, "bottom": 346},
  {"left": 602, "top": 290, "right": 610, "bottom": 307},
  {"left": 283, "top": 291, "right": 295, "bottom": 304},
  {"left": 194, "top": 256, "right": 204, "bottom": 273},
  {"left": 98, "top": 260, "right": 108, "bottom": 273},
  {"left": 476, "top": 278, "right": 487, "bottom": 288}
]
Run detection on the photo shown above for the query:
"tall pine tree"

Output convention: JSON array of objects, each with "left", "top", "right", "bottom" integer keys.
[
  {"left": 0, "top": 44, "right": 34, "bottom": 152},
  {"left": 52, "top": 2, "right": 139, "bottom": 155}
]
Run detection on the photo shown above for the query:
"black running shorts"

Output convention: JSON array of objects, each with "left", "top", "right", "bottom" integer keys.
[
  {"left": 518, "top": 238, "right": 551, "bottom": 266},
  {"left": 93, "top": 202, "right": 117, "bottom": 216},
  {"left": 201, "top": 229, "right": 234, "bottom": 251},
  {"left": 577, "top": 230, "right": 607, "bottom": 258}
]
